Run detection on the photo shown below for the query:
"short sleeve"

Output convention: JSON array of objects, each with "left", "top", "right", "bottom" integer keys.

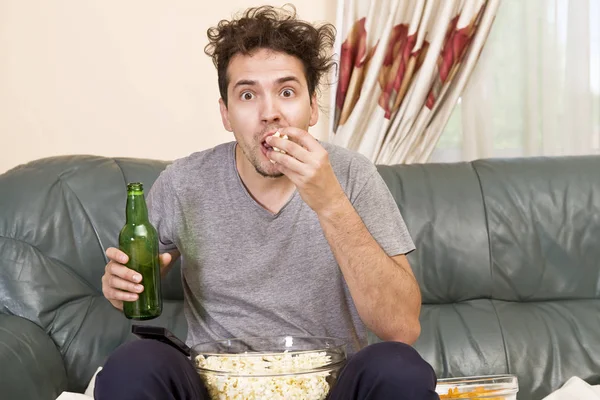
[
  {"left": 146, "top": 168, "right": 178, "bottom": 253},
  {"left": 352, "top": 170, "right": 415, "bottom": 256}
]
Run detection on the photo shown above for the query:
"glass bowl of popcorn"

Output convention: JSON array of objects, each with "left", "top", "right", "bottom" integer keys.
[
  {"left": 192, "top": 336, "right": 347, "bottom": 400},
  {"left": 436, "top": 374, "right": 519, "bottom": 399}
]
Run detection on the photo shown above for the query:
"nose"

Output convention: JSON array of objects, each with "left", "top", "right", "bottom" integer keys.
[{"left": 260, "top": 95, "right": 281, "bottom": 124}]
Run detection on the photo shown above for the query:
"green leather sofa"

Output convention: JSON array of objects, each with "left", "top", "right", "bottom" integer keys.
[{"left": 1, "top": 154, "right": 599, "bottom": 400}]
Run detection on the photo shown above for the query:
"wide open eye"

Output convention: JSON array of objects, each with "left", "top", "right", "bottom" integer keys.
[
  {"left": 281, "top": 89, "right": 295, "bottom": 98},
  {"left": 241, "top": 91, "right": 255, "bottom": 101}
]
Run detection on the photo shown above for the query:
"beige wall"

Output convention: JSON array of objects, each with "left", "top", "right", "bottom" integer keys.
[{"left": 0, "top": 1, "right": 336, "bottom": 174}]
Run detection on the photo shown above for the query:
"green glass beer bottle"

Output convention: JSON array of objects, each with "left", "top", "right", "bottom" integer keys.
[{"left": 119, "top": 182, "right": 162, "bottom": 320}]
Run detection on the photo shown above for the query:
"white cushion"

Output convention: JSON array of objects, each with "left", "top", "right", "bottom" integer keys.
[
  {"left": 55, "top": 367, "right": 102, "bottom": 400},
  {"left": 542, "top": 377, "right": 600, "bottom": 400}
]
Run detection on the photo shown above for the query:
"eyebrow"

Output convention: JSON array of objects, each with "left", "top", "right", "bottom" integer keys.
[{"left": 232, "top": 76, "right": 302, "bottom": 90}]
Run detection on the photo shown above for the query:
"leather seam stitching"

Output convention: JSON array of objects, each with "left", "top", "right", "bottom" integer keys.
[
  {"left": 472, "top": 160, "right": 511, "bottom": 373},
  {"left": 490, "top": 299, "right": 511, "bottom": 375},
  {"left": 471, "top": 161, "right": 494, "bottom": 299},
  {"left": 112, "top": 158, "right": 128, "bottom": 189},
  {"left": 57, "top": 174, "right": 108, "bottom": 265}
]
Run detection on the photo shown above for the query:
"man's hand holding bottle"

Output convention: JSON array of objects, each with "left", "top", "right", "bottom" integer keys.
[{"left": 101, "top": 247, "right": 177, "bottom": 312}]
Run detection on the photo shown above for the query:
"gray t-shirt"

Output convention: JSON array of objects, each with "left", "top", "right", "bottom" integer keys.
[{"left": 147, "top": 141, "right": 414, "bottom": 353}]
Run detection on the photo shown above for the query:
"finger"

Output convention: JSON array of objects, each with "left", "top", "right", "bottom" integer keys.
[
  {"left": 278, "top": 127, "right": 321, "bottom": 152},
  {"left": 108, "top": 261, "right": 142, "bottom": 283},
  {"left": 272, "top": 159, "right": 294, "bottom": 177},
  {"left": 101, "top": 284, "right": 125, "bottom": 309},
  {"left": 266, "top": 135, "right": 311, "bottom": 162},
  {"left": 110, "top": 299, "right": 124, "bottom": 311},
  {"left": 107, "top": 288, "right": 139, "bottom": 302},
  {"left": 159, "top": 252, "right": 172, "bottom": 268},
  {"left": 106, "top": 247, "right": 128, "bottom": 264},
  {"left": 109, "top": 275, "right": 144, "bottom": 294},
  {"left": 268, "top": 150, "right": 308, "bottom": 175},
  {"left": 101, "top": 279, "right": 132, "bottom": 305},
  {"left": 271, "top": 162, "right": 308, "bottom": 187}
]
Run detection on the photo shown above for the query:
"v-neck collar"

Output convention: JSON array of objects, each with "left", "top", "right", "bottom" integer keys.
[{"left": 229, "top": 142, "right": 299, "bottom": 219}]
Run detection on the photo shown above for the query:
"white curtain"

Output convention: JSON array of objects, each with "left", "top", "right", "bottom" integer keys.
[
  {"left": 329, "top": 0, "right": 500, "bottom": 164},
  {"left": 431, "top": 0, "right": 600, "bottom": 162}
]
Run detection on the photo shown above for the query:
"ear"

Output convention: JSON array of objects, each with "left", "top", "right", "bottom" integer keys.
[
  {"left": 219, "top": 98, "right": 233, "bottom": 132},
  {"left": 309, "top": 94, "right": 319, "bottom": 127}
]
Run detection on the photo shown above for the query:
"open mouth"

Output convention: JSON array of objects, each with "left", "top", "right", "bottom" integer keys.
[{"left": 262, "top": 141, "right": 273, "bottom": 151}]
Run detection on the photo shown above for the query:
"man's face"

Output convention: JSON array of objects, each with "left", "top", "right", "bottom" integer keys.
[{"left": 219, "top": 48, "right": 319, "bottom": 178}]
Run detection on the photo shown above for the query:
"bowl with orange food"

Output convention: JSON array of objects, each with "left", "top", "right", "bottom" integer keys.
[{"left": 436, "top": 375, "right": 518, "bottom": 399}]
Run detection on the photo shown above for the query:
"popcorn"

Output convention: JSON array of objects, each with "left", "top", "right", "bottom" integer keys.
[
  {"left": 196, "top": 351, "right": 333, "bottom": 400},
  {"left": 272, "top": 131, "right": 289, "bottom": 154}
]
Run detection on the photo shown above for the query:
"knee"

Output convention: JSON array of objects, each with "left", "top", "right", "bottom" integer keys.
[
  {"left": 95, "top": 339, "right": 206, "bottom": 400},
  {"left": 97, "top": 339, "right": 185, "bottom": 381},
  {"left": 351, "top": 341, "right": 437, "bottom": 387}
]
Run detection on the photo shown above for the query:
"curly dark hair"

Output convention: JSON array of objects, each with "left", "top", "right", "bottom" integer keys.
[{"left": 204, "top": 4, "right": 336, "bottom": 106}]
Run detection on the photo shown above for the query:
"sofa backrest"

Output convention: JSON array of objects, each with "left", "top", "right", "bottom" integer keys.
[
  {"left": 378, "top": 155, "right": 600, "bottom": 400},
  {"left": 0, "top": 155, "right": 188, "bottom": 392}
]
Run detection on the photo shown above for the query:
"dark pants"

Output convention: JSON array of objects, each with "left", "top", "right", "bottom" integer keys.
[{"left": 95, "top": 339, "right": 439, "bottom": 400}]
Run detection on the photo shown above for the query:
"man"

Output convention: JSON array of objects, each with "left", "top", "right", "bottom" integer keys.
[{"left": 96, "top": 5, "right": 439, "bottom": 399}]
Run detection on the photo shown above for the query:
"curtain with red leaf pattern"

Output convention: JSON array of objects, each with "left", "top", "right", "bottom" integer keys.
[{"left": 330, "top": 0, "right": 500, "bottom": 164}]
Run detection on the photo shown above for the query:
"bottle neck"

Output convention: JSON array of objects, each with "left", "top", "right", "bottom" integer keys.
[{"left": 125, "top": 192, "right": 149, "bottom": 224}]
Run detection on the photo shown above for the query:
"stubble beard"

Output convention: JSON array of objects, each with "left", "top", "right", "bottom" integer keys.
[
  {"left": 244, "top": 141, "right": 284, "bottom": 179},
  {"left": 255, "top": 165, "right": 284, "bottom": 179}
]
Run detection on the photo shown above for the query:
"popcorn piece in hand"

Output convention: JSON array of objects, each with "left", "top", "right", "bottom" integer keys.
[{"left": 272, "top": 131, "right": 289, "bottom": 154}]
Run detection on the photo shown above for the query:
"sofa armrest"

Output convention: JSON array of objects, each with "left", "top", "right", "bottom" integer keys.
[{"left": 0, "top": 314, "right": 68, "bottom": 400}]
